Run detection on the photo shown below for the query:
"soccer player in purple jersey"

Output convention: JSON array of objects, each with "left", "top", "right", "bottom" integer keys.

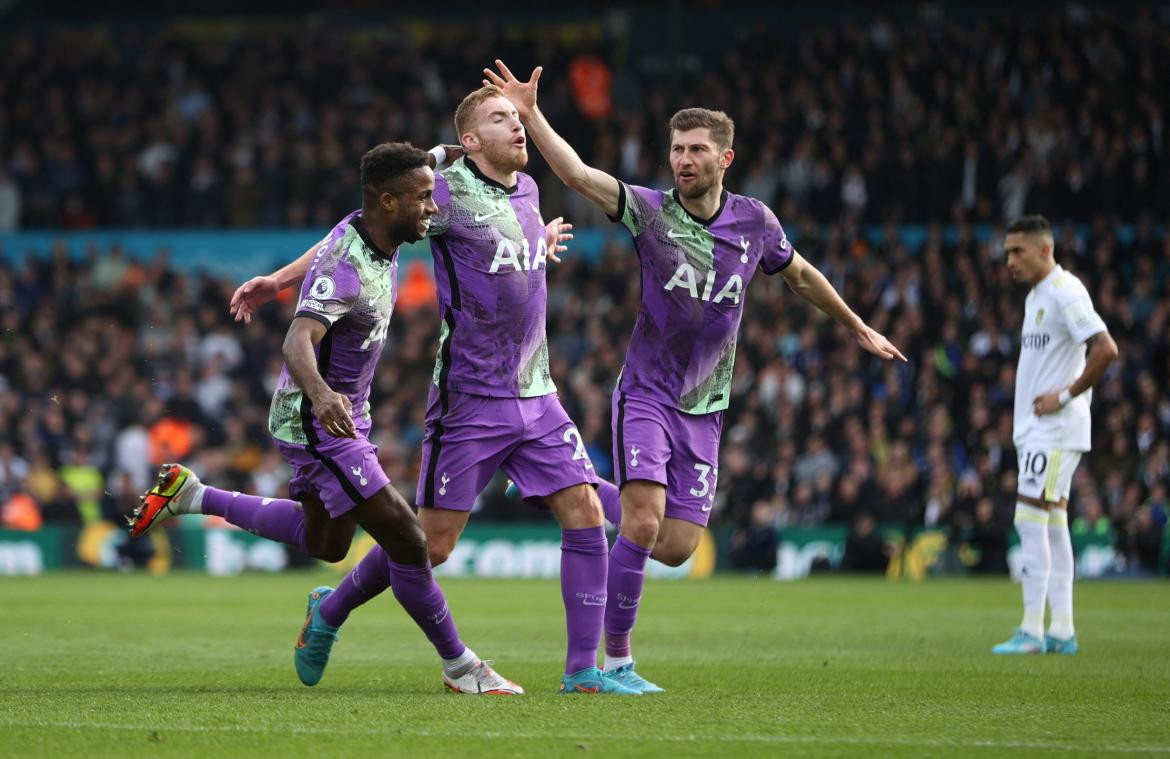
[
  {"left": 129, "top": 142, "right": 522, "bottom": 695},
  {"left": 215, "top": 87, "right": 636, "bottom": 695},
  {"left": 485, "top": 59, "right": 907, "bottom": 692}
]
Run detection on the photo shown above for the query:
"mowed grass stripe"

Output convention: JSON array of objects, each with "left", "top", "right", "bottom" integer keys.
[{"left": 2, "top": 573, "right": 1167, "bottom": 758}]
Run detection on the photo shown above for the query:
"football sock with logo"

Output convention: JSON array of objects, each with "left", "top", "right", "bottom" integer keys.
[
  {"left": 604, "top": 534, "right": 652, "bottom": 666},
  {"left": 201, "top": 486, "right": 307, "bottom": 553},
  {"left": 318, "top": 545, "right": 392, "bottom": 628},
  {"left": 386, "top": 557, "right": 466, "bottom": 661},
  {"left": 1046, "top": 507, "right": 1076, "bottom": 639},
  {"left": 597, "top": 480, "right": 623, "bottom": 527},
  {"left": 560, "top": 526, "right": 609, "bottom": 675},
  {"left": 1014, "top": 502, "right": 1050, "bottom": 639}
]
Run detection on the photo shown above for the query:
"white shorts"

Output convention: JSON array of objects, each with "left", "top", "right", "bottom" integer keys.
[{"left": 1016, "top": 446, "right": 1083, "bottom": 502}]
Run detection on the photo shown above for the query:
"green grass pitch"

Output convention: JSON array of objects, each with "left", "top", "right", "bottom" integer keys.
[{"left": 2, "top": 572, "right": 1167, "bottom": 757}]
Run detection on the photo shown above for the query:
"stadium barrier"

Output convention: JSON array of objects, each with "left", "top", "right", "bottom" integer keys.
[
  {"left": 1, "top": 522, "right": 1164, "bottom": 579},
  {"left": 4, "top": 224, "right": 1155, "bottom": 282}
]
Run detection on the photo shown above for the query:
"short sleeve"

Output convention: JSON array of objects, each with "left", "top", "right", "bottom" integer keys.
[
  {"left": 759, "top": 205, "right": 795, "bottom": 275},
  {"left": 426, "top": 172, "right": 453, "bottom": 237},
  {"left": 608, "top": 182, "right": 661, "bottom": 236},
  {"left": 1057, "top": 282, "right": 1107, "bottom": 344},
  {"left": 295, "top": 233, "right": 361, "bottom": 328}
]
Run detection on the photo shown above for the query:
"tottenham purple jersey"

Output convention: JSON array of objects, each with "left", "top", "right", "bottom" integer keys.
[
  {"left": 612, "top": 183, "right": 794, "bottom": 414},
  {"left": 268, "top": 211, "right": 398, "bottom": 445},
  {"left": 426, "top": 158, "right": 554, "bottom": 398}
]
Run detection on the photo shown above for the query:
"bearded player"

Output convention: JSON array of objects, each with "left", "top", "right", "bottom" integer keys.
[{"left": 486, "top": 59, "right": 906, "bottom": 691}]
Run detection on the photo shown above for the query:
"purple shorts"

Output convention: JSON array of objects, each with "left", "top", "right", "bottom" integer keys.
[
  {"left": 276, "top": 434, "right": 390, "bottom": 518},
  {"left": 417, "top": 387, "right": 599, "bottom": 509},
  {"left": 612, "top": 391, "right": 723, "bottom": 527}
]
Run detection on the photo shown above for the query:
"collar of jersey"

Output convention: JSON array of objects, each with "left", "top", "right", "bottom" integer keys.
[
  {"left": 351, "top": 214, "right": 398, "bottom": 262},
  {"left": 1034, "top": 263, "right": 1062, "bottom": 290},
  {"left": 671, "top": 188, "right": 728, "bottom": 227},
  {"left": 463, "top": 157, "right": 518, "bottom": 195}
]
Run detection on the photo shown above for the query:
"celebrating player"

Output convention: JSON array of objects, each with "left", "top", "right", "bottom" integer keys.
[
  {"left": 484, "top": 59, "right": 906, "bottom": 691},
  {"left": 993, "top": 215, "right": 1117, "bottom": 655},
  {"left": 129, "top": 142, "right": 522, "bottom": 695},
  {"left": 209, "top": 86, "right": 636, "bottom": 694}
]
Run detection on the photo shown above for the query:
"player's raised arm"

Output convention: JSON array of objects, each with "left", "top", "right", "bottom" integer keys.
[
  {"left": 229, "top": 247, "right": 316, "bottom": 324},
  {"left": 780, "top": 251, "right": 907, "bottom": 362},
  {"left": 484, "top": 59, "right": 621, "bottom": 218}
]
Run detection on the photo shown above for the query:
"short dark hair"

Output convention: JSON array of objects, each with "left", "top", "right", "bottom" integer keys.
[
  {"left": 1005, "top": 214, "right": 1052, "bottom": 237},
  {"left": 360, "top": 142, "right": 429, "bottom": 201},
  {"left": 668, "top": 108, "right": 735, "bottom": 151}
]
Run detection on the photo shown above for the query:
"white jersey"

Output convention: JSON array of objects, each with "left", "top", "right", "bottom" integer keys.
[{"left": 1013, "top": 265, "right": 1107, "bottom": 451}]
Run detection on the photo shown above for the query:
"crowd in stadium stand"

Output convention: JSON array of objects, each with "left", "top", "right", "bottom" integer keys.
[
  {"left": 0, "top": 8, "right": 1167, "bottom": 573},
  {"left": 1, "top": 8, "right": 1168, "bottom": 230}
]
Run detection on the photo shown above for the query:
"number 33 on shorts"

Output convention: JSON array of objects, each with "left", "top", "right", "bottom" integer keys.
[{"left": 691, "top": 463, "right": 717, "bottom": 510}]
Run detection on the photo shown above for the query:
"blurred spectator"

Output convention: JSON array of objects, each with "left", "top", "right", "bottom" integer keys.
[
  {"left": 0, "top": 168, "right": 21, "bottom": 230},
  {"left": 840, "top": 512, "right": 894, "bottom": 572},
  {"left": 730, "top": 500, "right": 780, "bottom": 573},
  {"left": 964, "top": 497, "right": 1010, "bottom": 575}
]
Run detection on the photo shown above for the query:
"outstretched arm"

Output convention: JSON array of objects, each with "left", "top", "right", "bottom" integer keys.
[
  {"left": 780, "top": 251, "right": 907, "bottom": 362},
  {"left": 484, "top": 60, "right": 622, "bottom": 218},
  {"left": 230, "top": 143, "right": 461, "bottom": 325},
  {"left": 229, "top": 248, "right": 315, "bottom": 324}
]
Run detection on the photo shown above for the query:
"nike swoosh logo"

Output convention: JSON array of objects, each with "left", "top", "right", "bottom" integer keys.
[
  {"left": 666, "top": 230, "right": 697, "bottom": 240},
  {"left": 474, "top": 209, "right": 504, "bottom": 222},
  {"left": 701, "top": 504, "right": 713, "bottom": 512},
  {"left": 581, "top": 599, "right": 605, "bottom": 606},
  {"left": 618, "top": 601, "right": 639, "bottom": 610}
]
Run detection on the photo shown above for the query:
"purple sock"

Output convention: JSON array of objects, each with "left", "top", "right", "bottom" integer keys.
[
  {"left": 560, "top": 525, "right": 608, "bottom": 675},
  {"left": 386, "top": 558, "right": 465, "bottom": 660},
  {"left": 597, "top": 480, "right": 622, "bottom": 527},
  {"left": 605, "top": 534, "right": 651, "bottom": 659},
  {"left": 201, "top": 486, "right": 307, "bottom": 553},
  {"left": 318, "top": 546, "right": 392, "bottom": 628}
]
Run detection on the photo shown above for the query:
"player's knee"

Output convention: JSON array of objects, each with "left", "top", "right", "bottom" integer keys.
[
  {"left": 427, "top": 541, "right": 452, "bottom": 567},
  {"left": 305, "top": 536, "right": 349, "bottom": 563},
  {"left": 314, "top": 544, "right": 350, "bottom": 563},
  {"left": 653, "top": 544, "right": 693, "bottom": 567},
  {"left": 549, "top": 484, "right": 604, "bottom": 527},
  {"left": 621, "top": 510, "right": 661, "bottom": 547}
]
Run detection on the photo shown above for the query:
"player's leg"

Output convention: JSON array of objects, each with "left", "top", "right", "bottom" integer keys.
[
  {"left": 993, "top": 446, "right": 1052, "bottom": 654},
  {"left": 602, "top": 392, "right": 670, "bottom": 692},
  {"left": 129, "top": 462, "right": 354, "bottom": 561},
  {"left": 317, "top": 388, "right": 507, "bottom": 630},
  {"left": 608, "top": 396, "right": 719, "bottom": 691},
  {"left": 603, "top": 479, "right": 665, "bottom": 692},
  {"left": 596, "top": 479, "right": 623, "bottom": 527},
  {"left": 316, "top": 505, "right": 472, "bottom": 631},
  {"left": 1044, "top": 451, "right": 1082, "bottom": 654},
  {"left": 502, "top": 395, "right": 637, "bottom": 695}
]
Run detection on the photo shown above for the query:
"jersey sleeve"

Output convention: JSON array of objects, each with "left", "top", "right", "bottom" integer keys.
[
  {"left": 609, "top": 182, "right": 662, "bottom": 236},
  {"left": 1057, "top": 280, "right": 1107, "bottom": 343},
  {"left": 425, "top": 172, "right": 453, "bottom": 237},
  {"left": 759, "top": 205, "right": 795, "bottom": 274},
  {"left": 295, "top": 233, "right": 361, "bottom": 328}
]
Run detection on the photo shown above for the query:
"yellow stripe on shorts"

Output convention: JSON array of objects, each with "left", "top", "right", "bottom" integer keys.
[{"left": 1044, "top": 448, "right": 1063, "bottom": 502}]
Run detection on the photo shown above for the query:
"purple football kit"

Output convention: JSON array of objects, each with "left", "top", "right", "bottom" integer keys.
[
  {"left": 417, "top": 157, "right": 598, "bottom": 509},
  {"left": 268, "top": 210, "right": 398, "bottom": 516},
  {"left": 609, "top": 182, "right": 794, "bottom": 526}
]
